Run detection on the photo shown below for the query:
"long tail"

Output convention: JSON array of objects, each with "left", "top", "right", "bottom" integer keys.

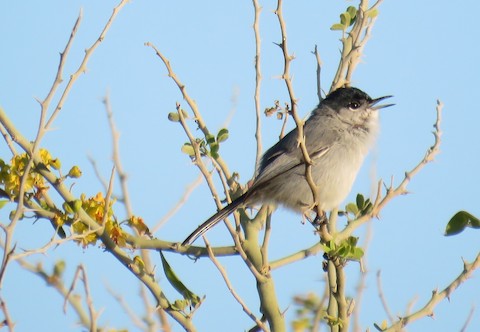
[{"left": 182, "top": 194, "right": 247, "bottom": 246}]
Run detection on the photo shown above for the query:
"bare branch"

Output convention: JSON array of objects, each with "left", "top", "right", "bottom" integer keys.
[
  {"left": 101, "top": 167, "right": 116, "bottom": 228},
  {"left": 87, "top": 155, "right": 109, "bottom": 192},
  {"left": 352, "top": 221, "right": 373, "bottom": 332},
  {"left": 338, "top": 100, "right": 444, "bottom": 243},
  {"left": 145, "top": 42, "right": 232, "bottom": 182},
  {"left": 204, "top": 238, "right": 270, "bottom": 332},
  {"left": 460, "top": 304, "right": 475, "bottom": 332},
  {"left": 330, "top": 0, "right": 385, "bottom": 91},
  {"left": 252, "top": 0, "right": 263, "bottom": 173},
  {"left": 152, "top": 174, "right": 203, "bottom": 234},
  {"left": 0, "top": 297, "right": 15, "bottom": 331},
  {"left": 45, "top": 0, "right": 130, "bottom": 130},
  {"left": 376, "top": 270, "right": 394, "bottom": 323},
  {"left": 0, "top": 119, "right": 17, "bottom": 155},
  {"left": 0, "top": 109, "right": 194, "bottom": 330},
  {"left": 16, "top": 258, "right": 92, "bottom": 329},
  {"left": 312, "top": 45, "right": 323, "bottom": 104},
  {"left": 275, "top": 0, "right": 332, "bottom": 242},
  {"left": 39, "top": 9, "right": 83, "bottom": 134},
  {"left": 269, "top": 242, "right": 324, "bottom": 270},
  {"left": 103, "top": 91, "right": 134, "bottom": 217},
  {"left": 106, "top": 284, "right": 148, "bottom": 330},
  {"left": 383, "top": 253, "right": 480, "bottom": 331}
]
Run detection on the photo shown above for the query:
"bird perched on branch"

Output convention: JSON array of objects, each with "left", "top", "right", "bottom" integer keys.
[{"left": 183, "top": 87, "right": 393, "bottom": 246}]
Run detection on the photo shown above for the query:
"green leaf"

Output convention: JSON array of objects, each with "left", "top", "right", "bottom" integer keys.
[
  {"left": 330, "top": 23, "right": 345, "bottom": 31},
  {"left": 345, "top": 203, "right": 359, "bottom": 216},
  {"left": 53, "top": 260, "right": 66, "bottom": 278},
  {"left": 63, "top": 201, "right": 74, "bottom": 215},
  {"left": 168, "top": 112, "right": 180, "bottom": 122},
  {"left": 209, "top": 142, "right": 220, "bottom": 159},
  {"left": 337, "top": 245, "right": 348, "bottom": 257},
  {"left": 356, "top": 194, "right": 365, "bottom": 210},
  {"left": 361, "top": 201, "right": 373, "bottom": 215},
  {"left": 352, "top": 247, "right": 364, "bottom": 260},
  {"left": 171, "top": 299, "right": 188, "bottom": 311},
  {"left": 159, "top": 252, "right": 201, "bottom": 307},
  {"left": 206, "top": 134, "right": 215, "bottom": 145},
  {"left": 321, "top": 240, "right": 336, "bottom": 254},
  {"left": 217, "top": 128, "right": 229, "bottom": 143},
  {"left": 346, "top": 6, "right": 357, "bottom": 26},
  {"left": 347, "top": 236, "right": 358, "bottom": 247},
  {"left": 340, "top": 12, "right": 350, "bottom": 27},
  {"left": 347, "top": 6, "right": 357, "bottom": 19},
  {"left": 445, "top": 211, "right": 480, "bottom": 236},
  {"left": 367, "top": 8, "right": 379, "bottom": 18},
  {"left": 181, "top": 143, "right": 195, "bottom": 156},
  {"left": 0, "top": 200, "right": 9, "bottom": 209},
  {"left": 72, "top": 199, "right": 83, "bottom": 212}
]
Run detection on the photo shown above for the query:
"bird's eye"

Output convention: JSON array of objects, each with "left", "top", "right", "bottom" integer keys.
[{"left": 348, "top": 101, "right": 361, "bottom": 110}]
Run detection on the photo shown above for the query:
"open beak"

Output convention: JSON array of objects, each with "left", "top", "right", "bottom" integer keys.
[{"left": 370, "top": 95, "right": 394, "bottom": 110}]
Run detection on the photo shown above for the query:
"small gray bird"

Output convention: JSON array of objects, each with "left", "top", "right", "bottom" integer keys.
[{"left": 182, "top": 87, "right": 393, "bottom": 246}]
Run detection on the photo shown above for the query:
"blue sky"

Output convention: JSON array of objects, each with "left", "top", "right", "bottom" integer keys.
[{"left": 1, "top": 1, "right": 479, "bottom": 331}]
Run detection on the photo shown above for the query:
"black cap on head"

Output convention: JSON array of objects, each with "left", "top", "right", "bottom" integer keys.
[
  {"left": 323, "top": 87, "right": 372, "bottom": 108},
  {"left": 322, "top": 87, "right": 393, "bottom": 110}
]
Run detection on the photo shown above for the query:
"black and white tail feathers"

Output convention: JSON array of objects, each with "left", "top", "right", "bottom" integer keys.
[{"left": 182, "top": 193, "right": 247, "bottom": 246}]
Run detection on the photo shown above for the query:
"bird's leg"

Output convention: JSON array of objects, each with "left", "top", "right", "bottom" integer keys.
[
  {"left": 303, "top": 206, "right": 327, "bottom": 231},
  {"left": 312, "top": 210, "right": 327, "bottom": 226}
]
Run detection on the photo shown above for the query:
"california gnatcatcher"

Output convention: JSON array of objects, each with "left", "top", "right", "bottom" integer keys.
[{"left": 182, "top": 87, "right": 393, "bottom": 246}]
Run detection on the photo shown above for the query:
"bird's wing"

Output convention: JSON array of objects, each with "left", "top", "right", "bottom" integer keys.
[{"left": 253, "top": 126, "right": 331, "bottom": 189}]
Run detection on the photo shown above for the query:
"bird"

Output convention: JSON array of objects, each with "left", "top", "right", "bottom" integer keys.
[{"left": 182, "top": 86, "right": 393, "bottom": 246}]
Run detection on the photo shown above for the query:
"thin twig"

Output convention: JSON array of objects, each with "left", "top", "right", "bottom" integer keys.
[
  {"left": 260, "top": 209, "right": 272, "bottom": 267},
  {"left": 269, "top": 242, "right": 324, "bottom": 270},
  {"left": 103, "top": 92, "right": 133, "bottom": 218},
  {"left": 148, "top": 45, "right": 265, "bottom": 281},
  {"left": 16, "top": 258, "right": 92, "bottom": 328},
  {"left": 152, "top": 174, "right": 203, "bottom": 234},
  {"left": 330, "top": 0, "right": 384, "bottom": 91},
  {"left": 338, "top": 101, "right": 444, "bottom": 243},
  {"left": 312, "top": 45, "right": 323, "bottom": 104},
  {"left": 0, "top": 120, "right": 17, "bottom": 155},
  {"left": 352, "top": 220, "right": 373, "bottom": 332},
  {"left": 383, "top": 253, "right": 480, "bottom": 331},
  {"left": 63, "top": 265, "right": 101, "bottom": 331},
  {"left": 204, "top": 238, "right": 270, "bottom": 332},
  {"left": 103, "top": 93, "right": 163, "bottom": 331},
  {"left": 45, "top": 0, "right": 129, "bottom": 130},
  {"left": 81, "top": 266, "right": 100, "bottom": 332},
  {"left": 275, "top": 0, "right": 332, "bottom": 242},
  {"left": 312, "top": 277, "right": 329, "bottom": 332},
  {"left": 10, "top": 230, "right": 94, "bottom": 261},
  {"left": 87, "top": 155, "right": 109, "bottom": 192},
  {"left": 459, "top": 304, "right": 475, "bottom": 332},
  {"left": 106, "top": 284, "right": 148, "bottom": 330},
  {"left": 252, "top": 0, "right": 263, "bottom": 173},
  {"left": 376, "top": 270, "right": 394, "bottom": 323},
  {"left": 0, "top": 297, "right": 14, "bottom": 331},
  {"left": 101, "top": 167, "right": 116, "bottom": 228},
  {"left": 145, "top": 42, "right": 232, "bottom": 182},
  {"left": 0, "top": 110, "right": 194, "bottom": 330}
]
